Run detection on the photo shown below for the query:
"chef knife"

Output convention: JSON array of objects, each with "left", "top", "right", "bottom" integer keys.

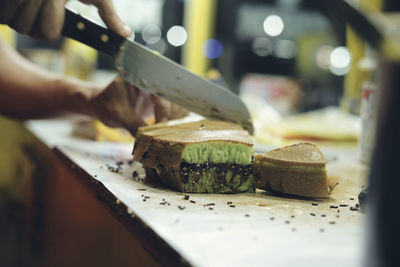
[{"left": 62, "top": 7, "right": 254, "bottom": 134}]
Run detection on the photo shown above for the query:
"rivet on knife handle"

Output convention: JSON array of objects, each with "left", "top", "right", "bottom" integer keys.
[{"left": 62, "top": 7, "right": 125, "bottom": 56}]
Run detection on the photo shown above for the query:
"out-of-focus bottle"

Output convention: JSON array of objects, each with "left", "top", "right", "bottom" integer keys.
[
  {"left": 341, "top": 0, "right": 383, "bottom": 115},
  {"left": 341, "top": 26, "right": 364, "bottom": 115},
  {"left": 359, "top": 45, "right": 378, "bottom": 165}
]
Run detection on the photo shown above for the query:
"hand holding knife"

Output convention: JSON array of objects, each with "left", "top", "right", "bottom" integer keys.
[{"left": 61, "top": 7, "right": 254, "bottom": 135}]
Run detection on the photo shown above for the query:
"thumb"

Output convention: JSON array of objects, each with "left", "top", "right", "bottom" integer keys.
[{"left": 93, "top": 0, "right": 132, "bottom": 37}]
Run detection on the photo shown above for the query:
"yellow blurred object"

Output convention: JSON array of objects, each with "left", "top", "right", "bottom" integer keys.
[
  {"left": 0, "top": 25, "right": 15, "bottom": 47},
  {"left": 72, "top": 120, "right": 135, "bottom": 143},
  {"left": 72, "top": 116, "right": 155, "bottom": 143},
  {"left": 0, "top": 116, "right": 51, "bottom": 202},
  {"left": 341, "top": 0, "right": 383, "bottom": 114},
  {"left": 296, "top": 31, "right": 337, "bottom": 80},
  {"left": 95, "top": 121, "right": 135, "bottom": 142},
  {"left": 63, "top": 38, "right": 98, "bottom": 80},
  {"left": 341, "top": 27, "right": 368, "bottom": 114},
  {"left": 255, "top": 107, "right": 360, "bottom": 147},
  {"left": 183, "top": 0, "right": 217, "bottom": 76},
  {"left": 205, "top": 68, "right": 221, "bottom": 80},
  {"left": 0, "top": 117, "right": 30, "bottom": 200}
]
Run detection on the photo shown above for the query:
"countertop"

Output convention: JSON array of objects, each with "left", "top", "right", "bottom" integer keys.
[{"left": 27, "top": 119, "right": 367, "bottom": 267}]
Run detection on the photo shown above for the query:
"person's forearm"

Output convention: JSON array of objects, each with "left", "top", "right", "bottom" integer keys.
[{"left": 0, "top": 38, "right": 99, "bottom": 119}]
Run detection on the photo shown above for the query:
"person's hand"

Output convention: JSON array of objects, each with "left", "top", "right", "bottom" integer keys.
[
  {"left": 90, "top": 77, "right": 188, "bottom": 136},
  {"left": 153, "top": 96, "right": 191, "bottom": 123},
  {"left": 0, "top": 0, "right": 131, "bottom": 40}
]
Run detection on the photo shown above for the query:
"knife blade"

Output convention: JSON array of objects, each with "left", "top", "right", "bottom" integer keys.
[{"left": 62, "top": 7, "right": 253, "bottom": 135}]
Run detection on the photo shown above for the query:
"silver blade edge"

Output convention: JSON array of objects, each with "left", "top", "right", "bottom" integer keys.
[{"left": 114, "top": 40, "right": 254, "bottom": 135}]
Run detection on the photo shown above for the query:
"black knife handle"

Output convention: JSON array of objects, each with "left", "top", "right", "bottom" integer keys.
[{"left": 62, "top": 7, "right": 125, "bottom": 56}]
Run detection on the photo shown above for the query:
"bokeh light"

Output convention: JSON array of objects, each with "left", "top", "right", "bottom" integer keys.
[
  {"left": 203, "top": 39, "right": 224, "bottom": 59},
  {"left": 273, "top": 39, "right": 296, "bottom": 59},
  {"left": 315, "top": 45, "right": 334, "bottom": 70},
  {"left": 329, "top": 46, "right": 351, "bottom": 76},
  {"left": 141, "top": 24, "right": 162, "bottom": 44},
  {"left": 167, "top": 26, "right": 188, "bottom": 47},
  {"left": 263, "top": 15, "right": 284, "bottom": 37},
  {"left": 252, "top": 37, "right": 272, "bottom": 57}
]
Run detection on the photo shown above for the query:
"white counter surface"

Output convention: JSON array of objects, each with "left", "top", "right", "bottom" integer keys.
[{"left": 27, "top": 119, "right": 367, "bottom": 267}]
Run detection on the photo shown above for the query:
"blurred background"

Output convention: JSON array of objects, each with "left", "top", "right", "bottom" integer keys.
[
  {"left": 1, "top": 0, "right": 400, "bottom": 266},
  {"left": 2, "top": 0, "right": 399, "bottom": 150}
]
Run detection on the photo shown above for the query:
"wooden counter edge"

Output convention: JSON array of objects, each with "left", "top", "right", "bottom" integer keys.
[{"left": 53, "top": 147, "right": 192, "bottom": 267}]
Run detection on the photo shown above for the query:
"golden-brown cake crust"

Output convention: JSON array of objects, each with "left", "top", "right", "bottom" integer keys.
[
  {"left": 133, "top": 119, "right": 253, "bottom": 169},
  {"left": 253, "top": 143, "right": 334, "bottom": 198},
  {"left": 259, "top": 143, "right": 326, "bottom": 166},
  {"left": 134, "top": 119, "right": 255, "bottom": 193}
]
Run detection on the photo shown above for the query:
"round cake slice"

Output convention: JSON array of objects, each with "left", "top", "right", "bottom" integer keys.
[
  {"left": 253, "top": 143, "right": 337, "bottom": 198},
  {"left": 133, "top": 119, "right": 255, "bottom": 193}
]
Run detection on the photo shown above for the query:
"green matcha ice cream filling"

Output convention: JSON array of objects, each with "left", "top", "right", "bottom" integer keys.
[{"left": 182, "top": 142, "right": 253, "bottom": 165}]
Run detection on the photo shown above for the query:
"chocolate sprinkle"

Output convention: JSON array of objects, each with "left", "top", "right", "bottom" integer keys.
[
  {"left": 270, "top": 217, "right": 275, "bottom": 220},
  {"left": 190, "top": 200, "right": 196, "bottom": 203},
  {"left": 137, "top": 189, "right": 147, "bottom": 191},
  {"left": 339, "top": 204, "right": 348, "bottom": 207},
  {"left": 285, "top": 220, "right": 290, "bottom": 224},
  {"left": 184, "top": 194, "right": 190, "bottom": 200},
  {"left": 204, "top": 203, "right": 215, "bottom": 207},
  {"left": 310, "top": 213, "right": 316, "bottom": 216},
  {"left": 350, "top": 206, "right": 359, "bottom": 211},
  {"left": 291, "top": 215, "right": 295, "bottom": 218},
  {"left": 245, "top": 214, "right": 250, "bottom": 217},
  {"left": 178, "top": 205, "right": 185, "bottom": 210},
  {"left": 355, "top": 203, "right": 360, "bottom": 208},
  {"left": 229, "top": 204, "right": 235, "bottom": 208},
  {"left": 321, "top": 214, "right": 326, "bottom": 217},
  {"left": 227, "top": 201, "right": 233, "bottom": 205},
  {"left": 107, "top": 166, "right": 120, "bottom": 173},
  {"left": 312, "top": 203, "right": 318, "bottom": 206},
  {"left": 330, "top": 205, "right": 338, "bottom": 209},
  {"left": 350, "top": 198, "right": 355, "bottom": 200},
  {"left": 329, "top": 221, "right": 336, "bottom": 225},
  {"left": 209, "top": 207, "right": 214, "bottom": 211}
]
